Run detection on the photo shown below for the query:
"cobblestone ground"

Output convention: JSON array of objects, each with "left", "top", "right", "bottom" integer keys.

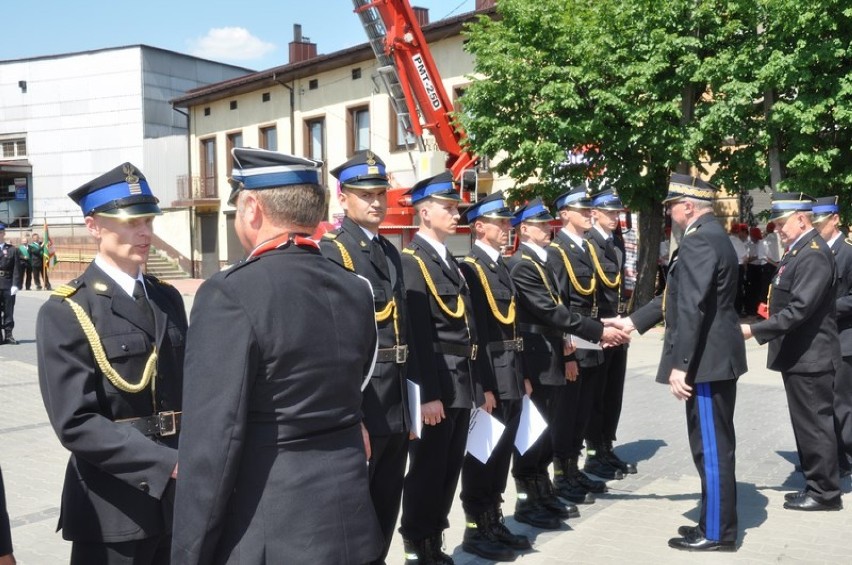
[{"left": 3, "top": 288, "right": 851, "bottom": 564}]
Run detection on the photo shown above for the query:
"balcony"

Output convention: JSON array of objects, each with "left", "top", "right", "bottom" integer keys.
[{"left": 172, "top": 175, "right": 221, "bottom": 210}]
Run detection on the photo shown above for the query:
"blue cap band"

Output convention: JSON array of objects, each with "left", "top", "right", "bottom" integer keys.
[
  {"left": 338, "top": 163, "right": 386, "bottom": 184},
  {"left": 412, "top": 181, "right": 458, "bottom": 204},
  {"left": 234, "top": 170, "right": 321, "bottom": 190},
  {"left": 813, "top": 203, "right": 839, "bottom": 215},
  {"left": 511, "top": 202, "right": 551, "bottom": 227},
  {"left": 468, "top": 198, "right": 508, "bottom": 221},
  {"left": 772, "top": 201, "right": 812, "bottom": 213},
  {"left": 78, "top": 179, "right": 153, "bottom": 215},
  {"left": 555, "top": 191, "right": 589, "bottom": 210}
]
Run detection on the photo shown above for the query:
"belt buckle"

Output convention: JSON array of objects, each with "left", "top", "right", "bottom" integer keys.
[
  {"left": 470, "top": 344, "right": 478, "bottom": 361},
  {"left": 516, "top": 337, "right": 524, "bottom": 352},
  {"left": 395, "top": 345, "right": 409, "bottom": 364},
  {"left": 157, "top": 411, "right": 177, "bottom": 437}
]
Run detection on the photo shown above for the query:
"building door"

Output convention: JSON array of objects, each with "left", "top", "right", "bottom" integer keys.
[{"left": 199, "top": 213, "right": 219, "bottom": 279}]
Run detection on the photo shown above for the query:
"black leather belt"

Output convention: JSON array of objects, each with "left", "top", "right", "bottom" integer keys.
[
  {"left": 486, "top": 338, "right": 524, "bottom": 352},
  {"left": 433, "top": 342, "right": 478, "bottom": 360},
  {"left": 518, "top": 323, "right": 563, "bottom": 340},
  {"left": 572, "top": 306, "right": 598, "bottom": 318},
  {"left": 0, "top": 270, "right": 9, "bottom": 277},
  {"left": 117, "top": 411, "right": 181, "bottom": 437},
  {"left": 376, "top": 345, "right": 409, "bottom": 364}
]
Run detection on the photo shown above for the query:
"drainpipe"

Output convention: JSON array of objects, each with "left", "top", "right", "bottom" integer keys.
[
  {"left": 173, "top": 105, "right": 197, "bottom": 278},
  {"left": 274, "top": 73, "right": 297, "bottom": 153}
]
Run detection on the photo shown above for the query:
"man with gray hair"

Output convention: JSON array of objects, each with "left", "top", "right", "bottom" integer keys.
[
  {"left": 607, "top": 173, "right": 746, "bottom": 551},
  {"left": 172, "top": 148, "right": 382, "bottom": 564}
]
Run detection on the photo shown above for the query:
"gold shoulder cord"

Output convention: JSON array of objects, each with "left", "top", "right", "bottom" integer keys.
[
  {"left": 550, "top": 243, "right": 596, "bottom": 296},
  {"left": 332, "top": 240, "right": 355, "bottom": 272},
  {"left": 63, "top": 297, "right": 158, "bottom": 394},
  {"left": 403, "top": 248, "right": 465, "bottom": 318},
  {"left": 521, "top": 254, "right": 561, "bottom": 305},
  {"left": 588, "top": 245, "right": 621, "bottom": 289},
  {"left": 464, "top": 257, "right": 516, "bottom": 325}
]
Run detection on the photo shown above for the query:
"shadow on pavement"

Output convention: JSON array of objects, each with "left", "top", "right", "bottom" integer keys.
[{"left": 611, "top": 438, "right": 667, "bottom": 465}]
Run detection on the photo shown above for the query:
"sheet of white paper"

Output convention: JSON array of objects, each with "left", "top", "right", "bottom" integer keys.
[
  {"left": 515, "top": 395, "right": 548, "bottom": 455},
  {"left": 466, "top": 407, "right": 506, "bottom": 464},
  {"left": 406, "top": 380, "right": 422, "bottom": 439},
  {"left": 568, "top": 334, "right": 602, "bottom": 350}
]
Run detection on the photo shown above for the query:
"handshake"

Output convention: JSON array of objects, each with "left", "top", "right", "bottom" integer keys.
[{"left": 600, "top": 316, "right": 634, "bottom": 347}]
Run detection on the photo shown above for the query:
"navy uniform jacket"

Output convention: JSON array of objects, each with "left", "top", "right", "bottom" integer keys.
[
  {"left": 632, "top": 213, "right": 747, "bottom": 384},
  {"left": 586, "top": 228, "right": 625, "bottom": 317},
  {"left": 507, "top": 243, "right": 603, "bottom": 387},
  {"left": 548, "top": 231, "right": 604, "bottom": 367},
  {"left": 0, "top": 242, "right": 22, "bottom": 290},
  {"left": 0, "top": 466, "right": 11, "bottom": 556},
  {"left": 320, "top": 217, "right": 410, "bottom": 436},
  {"left": 460, "top": 244, "right": 525, "bottom": 400},
  {"left": 830, "top": 235, "right": 852, "bottom": 357},
  {"left": 752, "top": 229, "right": 840, "bottom": 373},
  {"left": 172, "top": 241, "right": 382, "bottom": 565},
  {"left": 402, "top": 234, "right": 483, "bottom": 409},
  {"left": 37, "top": 263, "right": 186, "bottom": 542}
]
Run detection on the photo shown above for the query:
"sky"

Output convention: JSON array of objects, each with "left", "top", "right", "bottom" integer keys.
[{"left": 4, "top": 0, "right": 478, "bottom": 71}]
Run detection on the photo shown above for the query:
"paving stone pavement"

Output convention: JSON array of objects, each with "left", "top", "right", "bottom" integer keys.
[{"left": 2, "top": 288, "right": 851, "bottom": 564}]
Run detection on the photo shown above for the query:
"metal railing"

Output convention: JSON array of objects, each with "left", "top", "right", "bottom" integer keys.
[{"left": 176, "top": 175, "right": 218, "bottom": 200}]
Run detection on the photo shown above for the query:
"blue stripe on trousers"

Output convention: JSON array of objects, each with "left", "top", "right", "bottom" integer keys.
[{"left": 697, "top": 382, "right": 720, "bottom": 541}]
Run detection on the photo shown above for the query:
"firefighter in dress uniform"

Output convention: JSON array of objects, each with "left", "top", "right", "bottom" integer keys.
[
  {"left": 584, "top": 189, "right": 638, "bottom": 477},
  {"left": 609, "top": 174, "right": 746, "bottom": 551},
  {"left": 506, "top": 199, "right": 626, "bottom": 531},
  {"left": 812, "top": 196, "right": 852, "bottom": 477},
  {"left": 398, "top": 171, "right": 484, "bottom": 565},
  {"left": 172, "top": 148, "right": 382, "bottom": 564},
  {"left": 547, "top": 185, "right": 617, "bottom": 502},
  {"left": 37, "top": 163, "right": 187, "bottom": 564},
  {"left": 320, "top": 151, "right": 410, "bottom": 564},
  {"left": 457, "top": 191, "right": 532, "bottom": 562},
  {"left": 744, "top": 193, "right": 843, "bottom": 512}
]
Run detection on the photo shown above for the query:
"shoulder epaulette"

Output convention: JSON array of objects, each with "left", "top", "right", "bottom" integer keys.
[
  {"left": 52, "top": 282, "right": 80, "bottom": 299},
  {"left": 463, "top": 256, "right": 477, "bottom": 264},
  {"left": 845, "top": 237, "right": 852, "bottom": 247},
  {"left": 143, "top": 273, "right": 171, "bottom": 286},
  {"left": 810, "top": 240, "right": 820, "bottom": 249},
  {"left": 402, "top": 248, "right": 416, "bottom": 255},
  {"left": 322, "top": 232, "right": 338, "bottom": 240}
]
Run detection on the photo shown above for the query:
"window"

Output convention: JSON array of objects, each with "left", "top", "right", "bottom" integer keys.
[
  {"left": 309, "top": 79, "right": 318, "bottom": 90},
  {"left": 226, "top": 132, "right": 244, "bottom": 173},
  {"left": 0, "top": 137, "right": 26, "bottom": 159},
  {"left": 347, "top": 106, "right": 370, "bottom": 155},
  {"left": 352, "top": 68, "right": 362, "bottom": 80},
  {"left": 230, "top": 100, "right": 238, "bottom": 110},
  {"left": 259, "top": 126, "right": 277, "bottom": 151},
  {"left": 204, "top": 107, "right": 211, "bottom": 116},
  {"left": 200, "top": 138, "right": 217, "bottom": 198},
  {"left": 389, "top": 105, "right": 417, "bottom": 152},
  {"left": 305, "top": 117, "right": 325, "bottom": 162},
  {"left": 262, "top": 92, "right": 271, "bottom": 102}
]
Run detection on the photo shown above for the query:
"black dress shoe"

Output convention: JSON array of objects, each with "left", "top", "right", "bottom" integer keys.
[
  {"left": 784, "top": 490, "right": 806, "bottom": 502},
  {"left": 668, "top": 534, "right": 736, "bottom": 552},
  {"left": 677, "top": 525, "right": 699, "bottom": 537},
  {"left": 783, "top": 494, "right": 842, "bottom": 511}
]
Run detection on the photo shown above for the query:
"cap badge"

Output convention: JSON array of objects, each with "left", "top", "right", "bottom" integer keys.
[
  {"left": 123, "top": 164, "right": 142, "bottom": 195},
  {"left": 366, "top": 152, "right": 376, "bottom": 166}
]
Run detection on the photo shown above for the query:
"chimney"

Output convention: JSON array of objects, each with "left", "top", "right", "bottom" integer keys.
[
  {"left": 289, "top": 24, "right": 317, "bottom": 64},
  {"left": 412, "top": 6, "right": 429, "bottom": 27},
  {"left": 475, "top": 0, "right": 496, "bottom": 10}
]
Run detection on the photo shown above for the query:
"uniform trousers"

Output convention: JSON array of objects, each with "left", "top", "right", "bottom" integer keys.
[
  {"left": 552, "top": 364, "right": 601, "bottom": 458},
  {"left": 834, "top": 356, "right": 852, "bottom": 472},
  {"left": 400, "top": 407, "right": 470, "bottom": 541},
  {"left": 512, "top": 385, "right": 556, "bottom": 479},
  {"left": 586, "top": 344, "right": 627, "bottom": 445},
  {"left": 0, "top": 289, "right": 15, "bottom": 332},
  {"left": 687, "top": 380, "right": 738, "bottom": 542},
  {"left": 461, "top": 398, "right": 521, "bottom": 514},
  {"left": 783, "top": 370, "right": 841, "bottom": 502},
  {"left": 70, "top": 536, "right": 170, "bottom": 565},
  {"left": 368, "top": 431, "right": 409, "bottom": 563}
]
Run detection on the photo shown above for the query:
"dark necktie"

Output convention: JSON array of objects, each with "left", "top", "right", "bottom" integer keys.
[
  {"left": 371, "top": 237, "right": 390, "bottom": 279},
  {"left": 133, "top": 279, "right": 155, "bottom": 328}
]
